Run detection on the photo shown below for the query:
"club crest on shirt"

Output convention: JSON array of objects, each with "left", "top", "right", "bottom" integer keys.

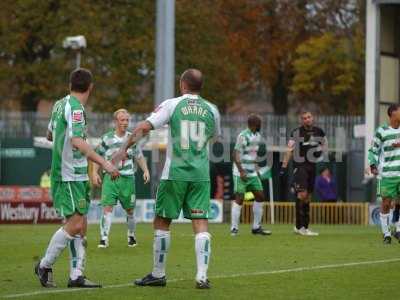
[
  {"left": 72, "top": 110, "right": 84, "bottom": 123},
  {"left": 392, "top": 142, "right": 400, "bottom": 148},
  {"left": 79, "top": 199, "right": 86, "bottom": 209}
]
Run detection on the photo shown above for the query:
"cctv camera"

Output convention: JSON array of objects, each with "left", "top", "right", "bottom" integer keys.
[{"left": 63, "top": 35, "right": 87, "bottom": 50}]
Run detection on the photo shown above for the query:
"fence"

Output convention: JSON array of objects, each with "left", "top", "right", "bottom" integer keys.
[
  {"left": 0, "top": 111, "right": 364, "bottom": 150},
  {"left": 241, "top": 202, "right": 369, "bottom": 225}
]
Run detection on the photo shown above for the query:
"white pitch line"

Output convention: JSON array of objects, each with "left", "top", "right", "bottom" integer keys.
[{"left": 3, "top": 257, "right": 400, "bottom": 299}]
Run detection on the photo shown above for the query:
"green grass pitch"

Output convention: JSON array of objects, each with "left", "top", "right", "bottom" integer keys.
[{"left": 0, "top": 223, "right": 399, "bottom": 300}]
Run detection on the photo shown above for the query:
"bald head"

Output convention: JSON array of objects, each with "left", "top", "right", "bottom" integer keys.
[{"left": 180, "top": 69, "right": 203, "bottom": 94}]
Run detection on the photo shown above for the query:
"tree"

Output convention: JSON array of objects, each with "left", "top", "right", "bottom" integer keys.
[
  {"left": 215, "top": 0, "right": 364, "bottom": 114},
  {"left": 0, "top": 0, "right": 155, "bottom": 112},
  {"left": 217, "top": 0, "right": 311, "bottom": 114},
  {"left": 175, "top": 0, "right": 239, "bottom": 111},
  {"left": 291, "top": 32, "right": 364, "bottom": 114},
  {"left": 0, "top": 0, "right": 365, "bottom": 115}
]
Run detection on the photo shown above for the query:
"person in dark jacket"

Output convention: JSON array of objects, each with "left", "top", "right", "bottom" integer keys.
[{"left": 315, "top": 167, "right": 337, "bottom": 202}]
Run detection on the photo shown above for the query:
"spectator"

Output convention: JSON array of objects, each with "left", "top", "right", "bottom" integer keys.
[{"left": 315, "top": 167, "right": 337, "bottom": 202}]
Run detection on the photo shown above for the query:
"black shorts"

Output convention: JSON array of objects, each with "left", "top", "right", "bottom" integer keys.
[{"left": 292, "top": 164, "right": 316, "bottom": 193}]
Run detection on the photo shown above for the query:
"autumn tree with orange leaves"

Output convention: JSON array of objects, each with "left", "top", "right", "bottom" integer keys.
[{"left": 0, "top": 0, "right": 364, "bottom": 115}]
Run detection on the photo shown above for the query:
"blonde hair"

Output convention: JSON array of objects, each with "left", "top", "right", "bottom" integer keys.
[{"left": 113, "top": 108, "right": 129, "bottom": 120}]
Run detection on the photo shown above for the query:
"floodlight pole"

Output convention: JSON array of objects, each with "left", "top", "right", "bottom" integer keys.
[
  {"left": 153, "top": 0, "right": 175, "bottom": 195},
  {"left": 76, "top": 51, "right": 81, "bottom": 69},
  {"left": 155, "top": 0, "right": 175, "bottom": 106},
  {"left": 365, "top": 1, "right": 379, "bottom": 171}
]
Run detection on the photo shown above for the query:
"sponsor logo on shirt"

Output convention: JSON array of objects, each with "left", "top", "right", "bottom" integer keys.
[
  {"left": 78, "top": 199, "right": 86, "bottom": 209},
  {"left": 188, "top": 99, "right": 198, "bottom": 105},
  {"left": 72, "top": 110, "right": 84, "bottom": 123}
]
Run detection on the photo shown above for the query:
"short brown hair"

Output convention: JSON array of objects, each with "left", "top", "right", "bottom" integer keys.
[
  {"left": 248, "top": 114, "right": 261, "bottom": 127},
  {"left": 300, "top": 110, "right": 312, "bottom": 116},
  {"left": 70, "top": 68, "right": 92, "bottom": 93},
  {"left": 181, "top": 69, "right": 203, "bottom": 92},
  {"left": 388, "top": 104, "right": 400, "bottom": 117}
]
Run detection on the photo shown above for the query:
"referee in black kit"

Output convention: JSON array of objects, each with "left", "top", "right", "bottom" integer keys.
[{"left": 281, "top": 111, "right": 328, "bottom": 236}]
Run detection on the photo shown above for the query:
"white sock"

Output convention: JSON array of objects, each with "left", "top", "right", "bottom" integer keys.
[
  {"left": 396, "top": 221, "right": 400, "bottom": 233},
  {"left": 252, "top": 201, "right": 264, "bottom": 230},
  {"left": 40, "top": 227, "right": 73, "bottom": 268},
  {"left": 380, "top": 213, "right": 391, "bottom": 237},
  {"left": 127, "top": 213, "right": 136, "bottom": 237},
  {"left": 231, "top": 202, "right": 242, "bottom": 230},
  {"left": 195, "top": 232, "right": 211, "bottom": 282},
  {"left": 152, "top": 230, "right": 170, "bottom": 278},
  {"left": 100, "top": 212, "right": 112, "bottom": 241},
  {"left": 389, "top": 209, "right": 394, "bottom": 225},
  {"left": 69, "top": 235, "right": 86, "bottom": 280}
]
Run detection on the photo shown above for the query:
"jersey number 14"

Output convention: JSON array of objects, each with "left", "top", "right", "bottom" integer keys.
[{"left": 180, "top": 120, "right": 206, "bottom": 150}]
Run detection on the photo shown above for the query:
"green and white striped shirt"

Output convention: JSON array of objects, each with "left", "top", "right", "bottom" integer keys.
[
  {"left": 95, "top": 130, "right": 143, "bottom": 176},
  {"left": 48, "top": 95, "right": 88, "bottom": 182},
  {"left": 368, "top": 124, "right": 400, "bottom": 179},
  {"left": 233, "top": 128, "right": 261, "bottom": 177}
]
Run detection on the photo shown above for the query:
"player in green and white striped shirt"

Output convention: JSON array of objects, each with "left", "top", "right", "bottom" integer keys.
[
  {"left": 231, "top": 114, "right": 271, "bottom": 236},
  {"left": 92, "top": 109, "right": 150, "bottom": 248},
  {"left": 35, "top": 69, "right": 119, "bottom": 289},
  {"left": 367, "top": 104, "right": 400, "bottom": 244}
]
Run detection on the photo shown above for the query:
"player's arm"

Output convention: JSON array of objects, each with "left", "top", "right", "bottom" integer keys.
[
  {"left": 319, "top": 129, "right": 329, "bottom": 159},
  {"left": 113, "top": 100, "right": 172, "bottom": 165},
  {"left": 91, "top": 162, "right": 102, "bottom": 187},
  {"left": 233, "top": 149, "right": 247, "bottom": 181},
  {"left": 367, "top": 129, "right": 383, "bottom": 176},
  {"left": 46, "top": 111, "right": 54, "bottom": 141},
  {"left": 321, "top": 136, "right": 329, "bottom": 153},
  {"left": 126, "top": 121, "right": 153, "bottom": 150},
  {"left": 233, "top": 134, "right": 247, "bottom": 181},
  {"left": 91, "top": 141, "right": 106, "bottom": 187},
  {"left": 46, "top": 130, "right": 53, "bottom": 142},
  {"left": 67, "top": 106, "right": 119, "bottom": 179},
  {"left": 112, "top": 121, "right": 153, "bottom": 165},
  {"left": 71, "top": 137, "right": 119, "bottom": 179},
  {"left": 136, "top": 155, "right": 150, "bottom": 184},
  {"left": 282, "top": 137, "right": 295, "bottom": 169},
  {"left": 210, "top": 104, "right": 222, "bottom": 142}
]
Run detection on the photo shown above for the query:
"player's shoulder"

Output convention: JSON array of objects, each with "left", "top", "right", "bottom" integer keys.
[
  {"left": 375, "top": 124, "right": 390, "bottom": 137},
  {"left": 68, "top": 95, "right": 84, "bottom": 110},
  {"left": 201, "top": 97, "right": 219, "bottom": 115},
  {"left": 313, "top": 126, "right": 325, "bottom": 135},
  {"left": 378, "top": 123, "right": 389, "bottom": 131},
  {"left": 237, "top": 129, "right": 252, "bottom": 144},
  {"left": 239, "top": 128, "right": 250, "bottom": 137},
  {"left": 160, "top": 96, "right": 185, "bottom": 108},
  {"left": 52, "top": 97, "right": 67, "bottom": 111},
  {"left": 290, "top": 126, "right": 302, "bottom": 136},
  {"left": 151, "top": 96, "right": 185, "bottom": 117},
  {"left": 102, "top": 130, "right": 114, "bottom": 140}
]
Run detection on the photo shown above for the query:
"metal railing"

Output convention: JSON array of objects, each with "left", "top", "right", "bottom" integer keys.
[
  {"left": 0, "top": 111, "right": 364, "bottom": 150},
  {"left": 241, "top": 202, "right": 370, "bottom": 225}
]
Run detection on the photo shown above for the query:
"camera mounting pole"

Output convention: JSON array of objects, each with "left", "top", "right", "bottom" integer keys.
[{"left": 62, "top": 35, "right": 87, "bottom": 69}]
